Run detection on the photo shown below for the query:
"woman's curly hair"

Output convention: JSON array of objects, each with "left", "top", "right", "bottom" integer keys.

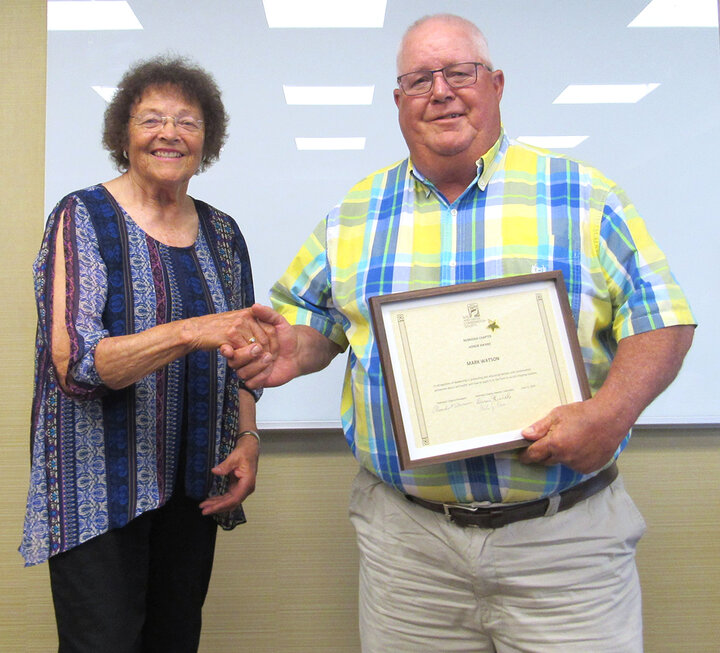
[{"left": 102, "top": 55, "right": 228, "bottom": 172}]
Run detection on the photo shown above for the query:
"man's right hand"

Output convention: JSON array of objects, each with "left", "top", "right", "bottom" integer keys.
[
  {"left": 219, "top": 304, "right": 298, "bottom": 389},
  {"left": 221, "top": 304, "right": 343, "bottom": 389}
]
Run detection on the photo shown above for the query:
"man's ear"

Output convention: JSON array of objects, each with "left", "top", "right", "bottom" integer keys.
[{"left": 492, "top": 69, "right": 505, "bottom": 102}]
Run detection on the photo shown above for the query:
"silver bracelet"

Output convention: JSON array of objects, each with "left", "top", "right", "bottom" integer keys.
[{"left": 235, "top": 429, "right": 260, "bottom": 447}]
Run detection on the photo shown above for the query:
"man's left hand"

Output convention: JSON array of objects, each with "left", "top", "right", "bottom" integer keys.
[
  {"left": 519, "top": 398, "right": 626, "bottom": 474},
  {"left": 520, "top": 325, "right": 695, "bottom": 474}
]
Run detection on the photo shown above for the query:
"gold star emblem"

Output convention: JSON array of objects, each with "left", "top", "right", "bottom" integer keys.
[{"left": 487, "top": 320, "right": 499, "bottom": 332}]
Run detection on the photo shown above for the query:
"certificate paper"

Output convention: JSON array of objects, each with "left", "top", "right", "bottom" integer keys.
[{"left": 369, "top": 272, "right": 590, "bottom": 469}]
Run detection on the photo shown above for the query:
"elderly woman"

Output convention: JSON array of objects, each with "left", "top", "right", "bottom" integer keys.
[{"left": 20, "top": 56, "right": 267, "bottom": 652}]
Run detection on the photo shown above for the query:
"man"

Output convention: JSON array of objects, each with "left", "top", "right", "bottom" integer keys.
[{"left": 228, "top": 14, "right": 695, "bottom": 652}]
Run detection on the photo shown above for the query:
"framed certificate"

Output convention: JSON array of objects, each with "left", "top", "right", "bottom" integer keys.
[{"left": 368, "top": 271, "right": 591, "bottom": 470}]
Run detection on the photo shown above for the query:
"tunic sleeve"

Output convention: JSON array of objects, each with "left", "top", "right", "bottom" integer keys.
[{"left": 34, "top": 193, "right": 110, "bottom": 399}]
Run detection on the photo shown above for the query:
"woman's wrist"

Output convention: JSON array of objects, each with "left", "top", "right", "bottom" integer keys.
[{"left": 235, "top": 429, "right": 260, "bottom": 448}]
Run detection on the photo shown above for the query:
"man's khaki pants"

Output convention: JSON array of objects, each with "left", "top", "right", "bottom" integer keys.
[{"left": 350, "top": 467, "right": 645, "bottom": 653}]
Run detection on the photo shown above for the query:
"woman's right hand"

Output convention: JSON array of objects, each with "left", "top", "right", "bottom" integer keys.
[{"left": 183, "top": 307, "right": 275, "bottom": 353}]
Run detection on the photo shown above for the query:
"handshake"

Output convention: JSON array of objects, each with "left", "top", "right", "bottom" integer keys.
[
  {"left": 216, "top": 303, "right": 341, "bottom": 390},
  {"left": 216, "top": 303, "right": 286, "bottom": 389}
]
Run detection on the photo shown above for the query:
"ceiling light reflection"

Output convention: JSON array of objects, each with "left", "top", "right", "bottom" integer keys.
[
  {"left": 283, "top": 86, "right": 374, "bottom": 105},
  {"left": 516, "top": 136, "right": 589, "bottom": 149},
  {"left": 263, "top": 0, "right": 386, "bottom": 28},
  {"left": 629, "top": 0, "right": 718, "bottom": 27},
  {"left": 553, "top": 84, "right": 660, "bottom": 104},
  {"left": 47, "top": 1, "right": 143, "bottom": 31}
]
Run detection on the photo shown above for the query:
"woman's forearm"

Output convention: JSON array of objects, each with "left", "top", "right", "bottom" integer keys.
[
  {"left": 94, "top": 320, "right": 197, "bottom": 389},
  {"left": 237, "top": 386, "right": 258, "bottom": 433},
  {"left": 93, "top": 309, "right": 268, "bottom": 390}
]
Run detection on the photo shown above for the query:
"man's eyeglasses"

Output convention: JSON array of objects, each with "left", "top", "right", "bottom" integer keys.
[
  {"left": 130, "top": 114, "right": 204, "bottom": 134},
  {"left": 396, "top": 62, "right": 493, "bottom": 96}
]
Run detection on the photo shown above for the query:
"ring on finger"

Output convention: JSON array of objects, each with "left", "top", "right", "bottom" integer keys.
[{"left": 248, "top": 337, "right": 257, "bottom": 344}]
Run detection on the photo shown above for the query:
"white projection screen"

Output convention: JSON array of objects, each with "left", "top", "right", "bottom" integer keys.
[{"left": 45, "top": 0, "right": 720, "bottom": 427}]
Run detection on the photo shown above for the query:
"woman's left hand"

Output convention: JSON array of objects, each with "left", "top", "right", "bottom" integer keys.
[{"left": 199, "top": 432, "right": 259, "bottom": 515}]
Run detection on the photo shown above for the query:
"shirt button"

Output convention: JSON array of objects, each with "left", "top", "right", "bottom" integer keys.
[{"left": 451, "top": 209, "right": 458, "bottom": 217}]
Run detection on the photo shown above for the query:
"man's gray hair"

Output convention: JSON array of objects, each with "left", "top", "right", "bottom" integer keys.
[{"left": 397, "top": 14, "right": 493, "bottom": 74}]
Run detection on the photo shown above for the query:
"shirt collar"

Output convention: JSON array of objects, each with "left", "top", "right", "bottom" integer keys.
[
  {"left": 408, "top": 128, "right": 509, "bottom": 198},
  {"left": 476, "top": 129, "right": 507, "bottom": 191}
]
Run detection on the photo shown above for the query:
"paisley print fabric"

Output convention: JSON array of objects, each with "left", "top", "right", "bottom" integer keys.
[{"left": 21, "top": 185, "right": 257, "bottom": 566}]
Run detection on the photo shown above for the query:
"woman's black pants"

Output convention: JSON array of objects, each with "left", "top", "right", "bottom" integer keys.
[{"left": 48, "top": 491, "right": 217, "bottom": 653}]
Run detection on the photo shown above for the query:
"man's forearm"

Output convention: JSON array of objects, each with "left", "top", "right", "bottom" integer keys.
[
  {"left": 294, "top": 325, "right": 343, "bottom": 376},
  {"left": 593, "top": 324, "right": 695, "bottom": 430}
]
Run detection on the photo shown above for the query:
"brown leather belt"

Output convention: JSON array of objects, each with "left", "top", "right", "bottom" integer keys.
[{"left": 405, "top": 462, "right": 618, "bottom": 529}]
